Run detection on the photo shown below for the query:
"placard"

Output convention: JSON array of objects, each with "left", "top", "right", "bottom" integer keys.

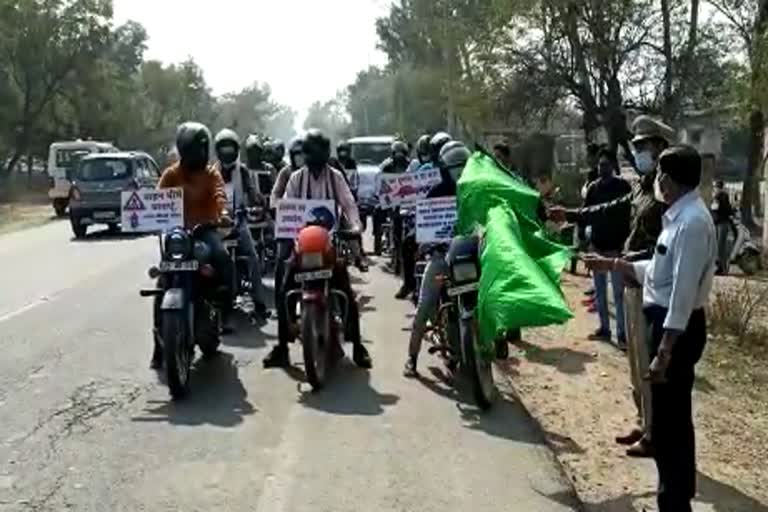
[
  {"left": 121, "top": 187, "right": 184, "bottom": 233},
  {"left": 416, "top": 196, "right": 457, "bottom": 243},
  {"left": 275, "top": 198, "right": 336, "bottom": 240},
  {"left": 378, "top": 168, "right": 442, "bottom": 207}
]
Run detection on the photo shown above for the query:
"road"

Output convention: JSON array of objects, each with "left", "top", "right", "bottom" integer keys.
[{"left": 0, "top": 221, "right": 579, "bottom": 511}]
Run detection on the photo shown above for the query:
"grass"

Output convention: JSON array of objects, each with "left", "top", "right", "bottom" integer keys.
[{"left": 0, "top": 202, "right": 56, "bottom": 235}]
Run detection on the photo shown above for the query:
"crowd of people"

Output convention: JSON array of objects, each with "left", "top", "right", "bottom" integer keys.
[{"left": 152, "top": 115, "right": 726, "bottom": 512}]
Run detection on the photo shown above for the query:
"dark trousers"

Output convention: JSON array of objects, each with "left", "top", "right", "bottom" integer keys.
[
  {"left": 645, "top": 306, "right": 707, "bottom": 512},
  {"left": 277, "top": 257, "right": 361, "bottom": 346},
  {"left": 373, "top": 208, "right": 388, "bottom": 253},
  {"left": 401, "top": 233, "right": 417, "bottom": 291}
]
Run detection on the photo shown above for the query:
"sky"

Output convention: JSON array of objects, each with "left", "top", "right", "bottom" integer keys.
[{"left": 113, "top": 0, "right": 390, "bottom": 121}]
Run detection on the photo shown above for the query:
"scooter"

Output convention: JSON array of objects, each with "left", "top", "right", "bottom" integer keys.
[{"left": 729, "top": 218, "right": 761, "bottom": 275}]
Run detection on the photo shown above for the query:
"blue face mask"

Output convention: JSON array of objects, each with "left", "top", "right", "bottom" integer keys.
[{"left": 634, "top": 150, "right": 655, "bottom": 175}]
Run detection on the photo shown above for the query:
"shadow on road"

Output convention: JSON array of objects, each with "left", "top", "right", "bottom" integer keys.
[
  {"left": 132, "top": 352, "right": 255, "bottom": 427},
  {"left": 220, "top": 315, "right": 277, "bottom": 349},
  {"left": 71, "top": 228, "right": 150, "bottom": 243},
  {"left": 514, "top": 339, "right": 596, "bottom": 375},
  {"left": 696, "top": 471, "right": 768, "bottom": 512},
  {"left": 298, "top": 362, "right": 399, "bottom": 416}
]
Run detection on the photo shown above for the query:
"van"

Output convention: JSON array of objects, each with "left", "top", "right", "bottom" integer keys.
[{"left": 47, "top": 140, "right": 118, "bottom": 216}]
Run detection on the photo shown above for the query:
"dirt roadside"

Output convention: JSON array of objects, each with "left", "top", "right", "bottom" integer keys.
[
  {"left": 0, "top": 202, "right": 56, "bottom": 235},
  {"left": 499, "top": 274, "right": 768, "bottom": 512}
]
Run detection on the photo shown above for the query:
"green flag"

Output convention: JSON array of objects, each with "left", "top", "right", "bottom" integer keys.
[{"left": 456, "top": 152, "right": 573, "bottom": 358}]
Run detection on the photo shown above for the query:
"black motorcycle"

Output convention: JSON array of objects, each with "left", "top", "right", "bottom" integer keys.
[{"left": 140, "top": 225, "right": 223, "bottom": 400}]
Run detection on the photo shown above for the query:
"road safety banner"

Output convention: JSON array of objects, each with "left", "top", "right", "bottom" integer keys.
[
  {"left": 379, "top": 168, "right": 442, "bottom": 207},
  {"left": 121, "top": 188, "right": 184, "bottom": 233},
  {"left": 416, "top": 196, "right": 457, "bottom": 243},
  {"left": 275, "top": 198, "right": 336, "bottom": 239}
]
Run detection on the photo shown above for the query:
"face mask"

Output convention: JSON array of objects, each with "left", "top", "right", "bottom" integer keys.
[
  {"left": 654, "top": 174, "right": 666, "bottom": 203},
  {"left": 634, "top": 150, "right": 655, "bottom": 175}
]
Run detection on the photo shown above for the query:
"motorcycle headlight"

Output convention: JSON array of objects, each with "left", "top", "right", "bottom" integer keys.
[
  {"left": 451, "top": 262, "right": 478, "bottom": 283},
  {"left": 165, "top": 231, "right": 192, "bottom": 260},
  {"left": 301, "top": 252, "right": 324, "bottom": 269}
]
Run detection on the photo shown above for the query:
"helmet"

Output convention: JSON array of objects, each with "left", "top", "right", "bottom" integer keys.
[
  {"left": 391, "top": 140, "right": 409, "bottom": 158},
  {"left": 439, "top": 140, "right": 470, "bottom": 174},
  {"left": 288, "top": 135, "right": 305, "bottom": 169},
  {"left": 176, "top": 122, "right": 212, "bottom": 170},
  {"left": 430, "top": 132, "right": 452, "bottom": 163},
  {"left": 416, "top": 134, "right": 431, "bottom": 161},
  {"left": 244, "top": 134, "right": 264, "bottom": 168},
  {"left": 302, "top": 129, "right": 331, "bottom": 169},
  {"left": 337, "top": 141, "right": 351, "bottom": 159},
  {"left": 267, "top": 139, "right": 285, "bottom": 161},
  {"left": 214, "top": 129, "right": 240, "bottom": 167}
]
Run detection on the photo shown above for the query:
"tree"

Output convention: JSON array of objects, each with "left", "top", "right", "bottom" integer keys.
[
  {"left": 0, "top": 0, "right": 113, "bottom": 175},
  {"left": 303, "top": 98, "right": 350, "bottom": 144}
]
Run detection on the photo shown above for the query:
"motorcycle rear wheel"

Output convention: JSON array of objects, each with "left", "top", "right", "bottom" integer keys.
[
  {"left": 196, "top": 302, "right": 221, "bottom": 359},
  {"left": 302, "top": 302, "right": 327, "bottom": 391},
  {"left": 162, "top": 311, "right": 192, "bottom": 400}
]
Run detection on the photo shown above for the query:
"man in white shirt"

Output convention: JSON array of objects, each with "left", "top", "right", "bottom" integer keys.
[
  {"left": 263, "top": 129, "right": 372, "bottom": 370},
  {"left": 584, "top": 145, "right": 715, "bottom": 512}
]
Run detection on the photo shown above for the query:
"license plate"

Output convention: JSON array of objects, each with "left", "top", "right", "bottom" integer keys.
[
  {"left": 295, "top": 269, "right": 333, "bottom": 282},
  {"left": 93, "top": 211, "right": 116, "bottom": 220},
  {"left": 223, "top": 239, "right": 238, "bottom": 249},
  {"left": 159, "top": 260, "right": 199, "bottom": 272},
  {"left": 447, "top": 282, "right": 479, "bottom": 296}
]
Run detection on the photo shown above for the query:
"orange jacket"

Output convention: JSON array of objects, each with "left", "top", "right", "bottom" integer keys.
[{"left": 157, "top": 163, "right": 227, "bottom": 228}]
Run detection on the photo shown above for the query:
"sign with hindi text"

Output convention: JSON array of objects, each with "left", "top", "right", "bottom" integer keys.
[
  {"left": 275, "top": 198, "right": 337, "bottom": 240},
  {"left": 121, "top": 188, "right": 184, "bottom": 233},
  {"left": 378, "top": 168, "right": 442, "bottom": 207},
  {"left": 416, "top": 196, "right": 457, "bottom": 243}
]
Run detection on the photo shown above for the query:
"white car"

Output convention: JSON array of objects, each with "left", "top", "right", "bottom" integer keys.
[{"left": 347, "top": 135, "right": 394, "bottom": 214}]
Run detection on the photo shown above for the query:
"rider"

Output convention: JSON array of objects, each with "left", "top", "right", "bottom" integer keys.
[
  {"left": 214, "top": 129, "right": 271, "bottom": 322},
  {"left": 263, "top": 129, "right": 372, "bottom": 370},
  {"left": 244, "top": 134, "right": 277, "bottom": 199},
  {"left": 271, "top": 136, "right": 304, "bottom": 205},
  {"left": 264, "top": 139, "right": 286, "bottom": 171},
  {"left": 374, "top": 140, "right": 413, "bottom": 256},
  {"left": 397, "top": 132, "right": 453, "bottom": 300},
  {"left": 152, "top": 122, "right": 234, "bottom": 368},
  {"left": 336, "top": 141, "right": 359, "bottom": 199},
  {"left": 407, "top": 134, "right": 432, "bottom": 172},
  {"left": 404, "top": 139, "right": 470, "bottom": 377}
]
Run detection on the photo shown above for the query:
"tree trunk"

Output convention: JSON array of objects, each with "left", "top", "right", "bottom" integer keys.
[
  {"left": 742, "top": 109, "right": 763, "bottom": 227},
  {"left": 661, "top": 0, "right": 674, "bottom": 119}
]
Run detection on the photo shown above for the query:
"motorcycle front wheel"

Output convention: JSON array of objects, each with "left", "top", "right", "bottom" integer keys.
[
  {"left": 161, "top": 310, "right": 192, "bottom": 400},
  {"left": 302, "top": 302, "right": 328, "bottom": 391},
  {"left": 461, "top": 318, "right": 496, "bottom": 410}
]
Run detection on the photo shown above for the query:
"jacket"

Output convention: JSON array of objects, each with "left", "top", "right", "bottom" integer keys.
[{"left": 158, "top": 163, "right": 227, "bottom": 228}]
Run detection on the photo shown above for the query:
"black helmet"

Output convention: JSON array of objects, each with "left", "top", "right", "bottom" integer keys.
[
  {"left": 391, "top": 140, "right": 409, "bottom": 157},
  {"left": 416, "top": 134, "right": 431, "bottom": 161},
  {"left": 214, "top": 129, "right": 240, "bottom": 167},
  {"left": 337, "top": 141, "right": 351, "bottom": 158},
  {"left": 302, "top": 129, "right": 331, "bottom": 169},
  {"left": 288, "top": 135, "right": 305, "bottom": 169},
  {"left": 430, "top": 132, "right": 452, "bottom": 163},
  {"left": 244, "top": 134, "right": 264, "bottom": 168},
  {"left": 439, "top": 140, "right": 470, "bottom": 173},
  {"left": 176, "top": 122, "right": 211, "bottom": 170}
]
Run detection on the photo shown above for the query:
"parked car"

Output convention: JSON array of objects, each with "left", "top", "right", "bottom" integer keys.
[
  {"left": 68, "top": 152, "right": 161, "bottom": 238},
  {"left": 347, "top": 135, "right": 394, "bottom": 221}
]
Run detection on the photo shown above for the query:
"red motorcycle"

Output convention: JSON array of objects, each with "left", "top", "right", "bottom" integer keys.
[{"left": 285, "top": 225, "right": 358, "bottom": 390}]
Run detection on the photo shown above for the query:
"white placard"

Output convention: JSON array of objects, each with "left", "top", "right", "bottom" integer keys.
[
  {"left": 416, "top": 196, "right": 457, "bottom": 243},
  {"left": 275, "top": 198, "right": 336, "bottom": 240},
  {"left": 379, "top": 168, "right": 442, "bottom": 207},
  {"left": 121, "top": 187, "right": 184, "bottom": 233}
]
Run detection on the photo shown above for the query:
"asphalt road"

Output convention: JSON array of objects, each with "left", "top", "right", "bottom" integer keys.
[{"left": 0, "top": 221, "right": 579, "bottom": 511}]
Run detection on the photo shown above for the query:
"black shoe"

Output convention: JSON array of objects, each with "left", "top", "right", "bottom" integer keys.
[
  {"left": 263, "top": 344, "right": 290, "bottom": 368},
  {"left": 403, "top": 356, "right": 418, "bottom": 377},
  {"left": 395, "top": 285, "right": 413, "bottom": 300},
  {"left": 352, "top": 343, "right": 372, "bottom": 369}
]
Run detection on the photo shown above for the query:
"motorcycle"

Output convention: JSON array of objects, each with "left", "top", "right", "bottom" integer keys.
[
  {"left": 284, "top": 225, "right": 359, "bottom": 390},
  {"left": 140, "top": 225, "right": 224, "bottom": 399},
  {"left": 422, "top": 235, "right": 496, "bottom": 410},
  {"left": 729, "top": 217, "right": 761, "bottom": 275}
]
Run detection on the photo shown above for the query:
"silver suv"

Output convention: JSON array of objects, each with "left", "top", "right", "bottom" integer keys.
[{"left": 68, "top": 152, "right": 161, "bottom": 238}]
